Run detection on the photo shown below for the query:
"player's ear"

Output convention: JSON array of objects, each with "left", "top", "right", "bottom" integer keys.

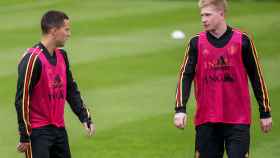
[
  {"left": 48, "top": 28, "right": 54, "bottom": 36},
  {"left": 49, "top": 27, "right": 57, "bottom": 36},
  {"left": 218, "top": 9, "right": 225, "bottom": 17},
  {"left": 221, "top": 11, "right": 225, "bottom": 17}
]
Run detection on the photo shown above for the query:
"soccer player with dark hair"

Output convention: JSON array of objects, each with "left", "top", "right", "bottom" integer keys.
[
  {"left": 174, "top": 0, "right": 272, "bottom": 157},
  {"left": 15, "top": 10, "right": 95, "bottom": 158}
]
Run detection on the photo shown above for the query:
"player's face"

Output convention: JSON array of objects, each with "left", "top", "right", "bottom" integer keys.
[
  {"left": 53, "top": 19, "right": 71, "bottom": 47},
  {"left": 200, "top": 5, "right": 225, "bottom": 32}
]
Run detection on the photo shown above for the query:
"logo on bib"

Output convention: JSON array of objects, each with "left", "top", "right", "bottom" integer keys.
[
  {"left": 48, "top": 74, "right": 64, "bottom": 101},
  {"left": 52, "top": 74, "right": 63, "bottom": 89},
  {"left": 204, "top": 56, "right": 235, "bottom": 83}
]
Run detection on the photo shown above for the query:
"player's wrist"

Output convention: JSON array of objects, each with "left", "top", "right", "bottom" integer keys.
[
  {"left": 82, "top": 117, "right": 94, "bottom": 127},
  {"left": 260, "top": 111, "right": 271, "bottom": 119},
  {"left": 175, "top": 106, "right": 186, "bottom": 113},
  {"left": 19, "top": 133, "right": 30, "bottom": 143},
  {"left": 174, "top": 112, "right": 186, "bottom": 118}
]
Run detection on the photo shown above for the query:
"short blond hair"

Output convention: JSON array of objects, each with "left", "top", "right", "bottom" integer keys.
[{"left": 198, "top": 0, "right": 228, "bottom": 12}]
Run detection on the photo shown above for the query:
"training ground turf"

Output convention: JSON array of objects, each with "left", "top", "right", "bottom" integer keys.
[{"left": 0, "top": 0, "right": 279, "bottom": 157}]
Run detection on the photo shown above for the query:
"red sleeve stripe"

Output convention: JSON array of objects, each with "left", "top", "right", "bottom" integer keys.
[
  {"left": 22, "top": 47, "right": 39, "bottom": 135},
  {"left": 176, "top": 42, "right": 190, "bottom": 107},
  {"left": 246, "top": 33, "right": 271, "bottom": 112}
]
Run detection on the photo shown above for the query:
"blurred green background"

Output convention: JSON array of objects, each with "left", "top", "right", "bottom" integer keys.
[{"left": 0, "top": 0, "right": 279, "bottom": 157}]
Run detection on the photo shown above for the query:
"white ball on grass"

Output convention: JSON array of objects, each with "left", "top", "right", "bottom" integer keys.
[{"left": 171, "top": 30, "right": 185, "bottom": 40}]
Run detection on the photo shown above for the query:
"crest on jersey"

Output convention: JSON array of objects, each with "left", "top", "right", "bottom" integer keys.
[{"left": 228, "top": 44, "right": 238, "bottom": 55}]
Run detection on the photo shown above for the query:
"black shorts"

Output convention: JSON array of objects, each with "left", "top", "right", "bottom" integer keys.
[
  {"left": 25, "top": 125, "right": 71, "bottom": 158},
  {"left": 195, "top": 123, "right": 250, "bottom": 158}
]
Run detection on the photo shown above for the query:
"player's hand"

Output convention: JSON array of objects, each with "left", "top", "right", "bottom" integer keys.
[
  {"left": 16, "top": 142, "right": 30, "bottom": 153},
  {"left": 260, "top": 117, "right": 272, "bottom": 133},
  {"left": 174, "top": 113, "right": 187, "bottom": 129},
  {"left": 83, "top": 122, "right": 96, "bottom": 137}
]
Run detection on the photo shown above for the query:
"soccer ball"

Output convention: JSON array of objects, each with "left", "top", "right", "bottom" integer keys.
[{"left": 171, "top": 30, "right": 185, "bottom": 40}]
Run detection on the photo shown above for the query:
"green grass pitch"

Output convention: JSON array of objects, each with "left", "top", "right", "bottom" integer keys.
[{"left": 0, "top": 0, "right": 279, "bottom": 157}]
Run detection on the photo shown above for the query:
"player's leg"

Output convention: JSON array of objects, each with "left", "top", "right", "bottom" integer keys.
[
  {"left": 224, "top": 124, "right": 250, "bottom": 158},
  {"left": 30, "top": 126, "right": 54, "bottom": 158},
  {"left": 50, "top": 128, "right": 71, "bottom": 158},
  {"left": 195, "top": 123, "right": 224, "bottom": 158}
]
